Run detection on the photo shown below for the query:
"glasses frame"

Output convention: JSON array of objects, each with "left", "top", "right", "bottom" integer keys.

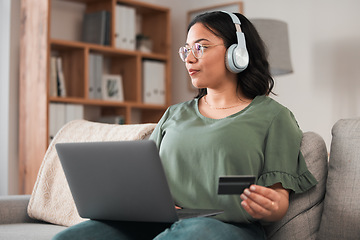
[{"left": 178, "top": 43, "right": 223, "bottom": 62}]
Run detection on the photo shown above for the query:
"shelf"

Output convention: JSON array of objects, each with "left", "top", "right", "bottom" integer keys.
[
  {"left": 49, "top": 96, "right": 168, "bottom": 110},
  {"left": 50, "top": 39, "right": 168, "bottom": 60},
  {"left": 18, "top": 0, "right": 171, "bottom": 194}
]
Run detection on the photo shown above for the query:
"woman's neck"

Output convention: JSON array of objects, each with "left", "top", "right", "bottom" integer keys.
[
  {"left": 205, "top": 88, "right": 250, "bottom": 108},
  {"left": 197, "top": 89, "right": 253, "bottom": 119}
]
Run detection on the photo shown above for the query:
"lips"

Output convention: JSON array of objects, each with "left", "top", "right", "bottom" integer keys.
[{"left": 188, "top": 69, "right": 199, "bottom": 76}]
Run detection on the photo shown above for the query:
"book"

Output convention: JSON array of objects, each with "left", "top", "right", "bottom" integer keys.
[
  {"left": 104, "top": 11, "right": 111, "bottom": 46},
  {"left": 56, "top": 57, "right": 67, "bottom": 97},
  {"left": 49, "top": 56, "right": 58, "bottom": 97},
  {"left": 115, "top": 5, "right": 127, "bottom": 49},
  {"left": 115, "top": 5, "right": 136, "bottom": 50},
  {"left": 142, "top": 60, "right": 166, "bottom": 105},
  {"left": 94, "top": 54, "right": 103, "bottom": 99},
  {"left": 88, "top": 53, "right": 96, "bottom": 99},
  {"left": 82, "top": 10, "right": 110, "bottom": 45},
  {"left": 88, "top": 53, "right": 103, "bottom": 99},
  {"left": 98, "top": 115, "right": 125, "bottom": 125},
  {"left": 126, "top": 7, "right": 136, "bottom": 50}
]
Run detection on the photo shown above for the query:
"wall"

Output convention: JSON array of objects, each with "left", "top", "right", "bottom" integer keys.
[
  {"left": 0, "top": 0, "right": 19, "bottom": 195},
  {"left": 242, "top": 0, "right": 360, "bottom": 149},
  {"left": 150, "top": 0, "right": 360, "bottom": 149},
  {"left": 9, "top": 0, "right": 20, "bottom": 195},
  {"left": 0, "top": 0, "right": 11, "bottom": 195}
]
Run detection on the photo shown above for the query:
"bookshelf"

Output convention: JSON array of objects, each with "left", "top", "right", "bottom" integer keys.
[{"left": 19, "top": 0, "right": 171, "bottom": 194}]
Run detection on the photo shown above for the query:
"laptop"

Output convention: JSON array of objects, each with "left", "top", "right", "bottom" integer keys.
[{"left": 55, "top": 140, "right": 223, "bottom": 223}]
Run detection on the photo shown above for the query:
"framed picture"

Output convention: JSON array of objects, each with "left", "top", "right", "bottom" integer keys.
[
  {"left": 186, "top": 2, "right": 244, "bottom": 92},
  {"left": 102, "top": 74, "right": 124, "bottom": 101},
  {"left": 187, "top": 2, "right": 243, "bottom": 24}
]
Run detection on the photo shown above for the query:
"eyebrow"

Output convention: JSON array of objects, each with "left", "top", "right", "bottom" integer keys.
[{"left": 185, "top": 38, "right": 211, "bottom": 46}]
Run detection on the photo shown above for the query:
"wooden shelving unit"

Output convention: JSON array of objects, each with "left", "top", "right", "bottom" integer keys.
[{"left": 19, "top": 0, "right": 171, "bottom": 194}]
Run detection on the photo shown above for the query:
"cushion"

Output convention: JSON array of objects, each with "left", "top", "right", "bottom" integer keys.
[
  {"left": 317, "top": 118, "right": 360, "bottom": 239},
  {"left": 27, "top": 120, "right": 156, "bottom": 227},
  {"left": 0, "top": 195, "right": 39, "bottom": 224},
  {"left": 263, "top": 132, "right": 328, "bottom": 240},
  {"left": 0, "top": 223, "right": 66, "bottom": 240}
]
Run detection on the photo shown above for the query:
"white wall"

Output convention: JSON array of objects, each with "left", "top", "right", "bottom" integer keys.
[
  {"left": 242, "top": 0, "right": 360, "bottom": 149},
  {"left": 0, "top": 0, "right": 19, "bottom": 195},
  {"left": 150, "top": 0, "right": 360, "bottom": 149},
  {"left": 0, "top": 0, "right": 11, "bottom": 195}
]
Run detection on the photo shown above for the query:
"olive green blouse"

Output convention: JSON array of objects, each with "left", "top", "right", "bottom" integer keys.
[{"left": 149, "top": 95, "right": 317, "bottom": 223}]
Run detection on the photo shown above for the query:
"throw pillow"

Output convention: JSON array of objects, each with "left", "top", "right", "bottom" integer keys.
[{"left": 27, "top": 120, "right": 156, "bottom": 227}]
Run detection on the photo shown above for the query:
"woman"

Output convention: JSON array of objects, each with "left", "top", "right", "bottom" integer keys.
[{"left": 53, "top": 11, "right": 317, "bottom": 240}]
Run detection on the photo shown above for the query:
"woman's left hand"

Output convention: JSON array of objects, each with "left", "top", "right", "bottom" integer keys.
[{"left": 240, "top": 183, "right": 290, "bottom": 222}]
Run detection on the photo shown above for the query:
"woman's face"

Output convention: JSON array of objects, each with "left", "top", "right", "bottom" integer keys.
[{"left": 185, "top": 23, "right": 230, "bottom": 89}]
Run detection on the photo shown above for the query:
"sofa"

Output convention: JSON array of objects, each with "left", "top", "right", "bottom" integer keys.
[{"left": 0, "top": 118, "right": 359, "bottom": 240}]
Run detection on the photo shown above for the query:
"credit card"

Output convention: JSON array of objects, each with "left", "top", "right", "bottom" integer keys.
[{"left": 217, "top": 175, "right": 256, "bottom": 195}]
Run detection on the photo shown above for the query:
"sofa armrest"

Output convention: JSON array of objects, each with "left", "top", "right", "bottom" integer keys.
[
  {"left": 0, "top": 195, "right": 42, "bottom": 224},
  {"left": 264, "top": 132, "right": 328, "bottom": 239},
  {"left": 317, "top": 118, "right": 360, "bottom": 239}
]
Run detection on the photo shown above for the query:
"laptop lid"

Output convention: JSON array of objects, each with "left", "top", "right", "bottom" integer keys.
[{"left": 55, "top": 140, "right": 222, "bottom": 223}]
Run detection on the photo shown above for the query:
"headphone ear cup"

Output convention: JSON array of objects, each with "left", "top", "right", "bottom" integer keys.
[
  {"left": 225, "top": 44, "right": 249, "bottom": 73},
  {"left": 225, "top": 44, "right": 239, "bottom": 73}
]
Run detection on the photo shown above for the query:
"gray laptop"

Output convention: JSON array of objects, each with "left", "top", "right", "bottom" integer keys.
[{"left": 55, "top": 140, "right": 223, "bottom": 223}]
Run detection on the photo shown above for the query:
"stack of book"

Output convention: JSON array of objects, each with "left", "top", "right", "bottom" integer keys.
[
  {"left": 88, "top": 54, "right": 124, "bottom": 102},
  {"left": 142, "top": 60, "right": 166, "bottom": 105},
  {"left": 49, "top": 103, "right": 84, "bottom": 141}
]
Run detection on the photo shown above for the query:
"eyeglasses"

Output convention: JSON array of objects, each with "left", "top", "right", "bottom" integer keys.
[{"left": 178, "top": 43, "right": 223, "bottom": 62}]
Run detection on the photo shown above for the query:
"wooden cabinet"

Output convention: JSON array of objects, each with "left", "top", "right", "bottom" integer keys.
[{"left": 19, "top": 0, "right": 171, "bottom": 194}]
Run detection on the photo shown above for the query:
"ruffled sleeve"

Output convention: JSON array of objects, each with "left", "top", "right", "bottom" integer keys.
[{"left": 257, "top": 108, "right": 318, "bottom": 194}]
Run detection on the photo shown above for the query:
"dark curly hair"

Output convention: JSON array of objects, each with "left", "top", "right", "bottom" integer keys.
[{"left": 188, "top": 11, "right": 274, "bottom": 99}]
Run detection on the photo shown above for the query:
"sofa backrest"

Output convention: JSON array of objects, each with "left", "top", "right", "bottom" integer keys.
[
  {"left": 264, "top": 131, "right": 328, "bottom": 240},
  {"left": 317, "top": 118, "right": 360, "bottom": 240}
]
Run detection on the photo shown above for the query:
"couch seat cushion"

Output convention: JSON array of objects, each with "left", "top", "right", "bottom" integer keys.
[{"left": 0, "top": 223, "right": 66, "bottom": 240}]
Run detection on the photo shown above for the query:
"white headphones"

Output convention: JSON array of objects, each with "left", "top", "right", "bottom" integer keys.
[{"left": 221, "top": 11, "right": 249, "bottom": 73}]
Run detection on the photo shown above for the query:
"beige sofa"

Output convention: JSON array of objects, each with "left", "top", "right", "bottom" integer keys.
[{"left": 1, "top": 118, "right": 359, "bottom": 240}]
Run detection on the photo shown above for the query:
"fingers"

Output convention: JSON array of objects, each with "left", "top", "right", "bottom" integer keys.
[{"left": 240, "top": 185, "right": 279, "bottom": 219}]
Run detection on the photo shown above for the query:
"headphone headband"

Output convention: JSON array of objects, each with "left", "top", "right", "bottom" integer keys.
[{"left": 221, "top": 11, "right": 241, "bottom": 25}]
